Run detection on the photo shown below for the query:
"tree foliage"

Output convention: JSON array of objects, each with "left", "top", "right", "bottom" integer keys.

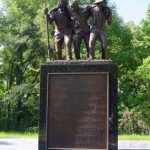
[
  {"left": 0, "top": 0, "right": 45, "bottom": 131},
  {"left": 0, "top": 0, "right": 149, "bottom": 134}
]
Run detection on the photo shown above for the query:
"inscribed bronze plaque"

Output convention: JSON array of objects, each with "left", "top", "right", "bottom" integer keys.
[{"left": 47, "top": 73, "right": 109, "bottom": 150}]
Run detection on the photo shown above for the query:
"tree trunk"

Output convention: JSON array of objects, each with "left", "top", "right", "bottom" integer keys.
[
  {"left": 15, "top": 46, "right": 23, "bottom": 128},
  {"left": 6, "top": 61, "right": 14, "bottom": 130}
]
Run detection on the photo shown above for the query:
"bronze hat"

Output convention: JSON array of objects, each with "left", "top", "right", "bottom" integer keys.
[
  {"left": 94, "top": 0, "right": 105, "bottom": 4},
  {"left": 69, "top": 0, "right": 78, "bottom": 6},
  {"left": 59, "top": 0, "right": 68, "bottom": 4}
]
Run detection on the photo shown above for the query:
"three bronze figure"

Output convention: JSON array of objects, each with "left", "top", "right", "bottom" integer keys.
[{"left": 45, "top": 0, "right": 112, "bottom": 60}]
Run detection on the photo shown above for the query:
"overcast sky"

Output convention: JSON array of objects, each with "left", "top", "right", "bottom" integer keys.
[{"left": 0, "top": 0, "right": 150, "bottom": 24}]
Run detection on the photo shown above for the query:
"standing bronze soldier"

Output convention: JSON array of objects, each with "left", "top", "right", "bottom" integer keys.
[
  {"left": 69, "top": 0, "right": 91, "bottom": 60},
  {"left": 45, "top": 0, "right": 73, "bottom": 60},
  {"left": 89, "top": 0, "right": 112, "bottom": 59}
]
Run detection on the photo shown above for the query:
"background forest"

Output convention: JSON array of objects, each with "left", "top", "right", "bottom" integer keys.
[{"left": 0, "top": 0, "right": 149, "bottom": 135}]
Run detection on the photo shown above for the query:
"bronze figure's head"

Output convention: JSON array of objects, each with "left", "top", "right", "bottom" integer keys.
[
  {"left": 69, "top": 0, "right": 79, "bottom": 12},
  {"left": 58, "top": 0, "right": 68, "bottom": 8},
  {"left": 94, "top": 0, "right": 107, "bottom": 7}
]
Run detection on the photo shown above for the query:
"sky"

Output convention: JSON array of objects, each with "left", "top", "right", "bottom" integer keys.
[
  {"left": 109, "top": 0, "right": 150, "bottom": 24},
  {"left": 0, "top": 0, "right": 150, "bottom": 24}
]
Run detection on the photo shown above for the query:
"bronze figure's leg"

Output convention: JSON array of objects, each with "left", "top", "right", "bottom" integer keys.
[
  {"left": 99, "top": 30, "right": 108, "bottom": 59},
  {"left": 83, "top": 32, "right": 90, "bottom": 59},
  {"left": 55, "top": 34, "right": 64, "bottom": 60},
  {"left": 64, "top": 34, "right": 73, "bottom": 60},
  {"left": 74, "top": 32, "right": 82, "bottom": 60},
  {"left": 89, "top": 32, "right": 97, "bottom": 59}
]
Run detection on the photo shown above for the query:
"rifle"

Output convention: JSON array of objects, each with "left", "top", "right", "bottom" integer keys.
[{"left": 45, "top": 1, "right": 51, "bottom": 60}]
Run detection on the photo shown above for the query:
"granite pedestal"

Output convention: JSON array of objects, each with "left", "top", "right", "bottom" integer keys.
[{"left": 39, "top": 60, "right": 118, "bottom": 150}]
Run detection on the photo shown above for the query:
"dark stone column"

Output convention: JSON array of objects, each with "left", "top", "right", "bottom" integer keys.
[{"left": 39, "top": 60, "right": 118, "bottom": 150}]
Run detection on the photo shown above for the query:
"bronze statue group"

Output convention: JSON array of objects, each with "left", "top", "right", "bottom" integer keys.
[{"left": 45, "top": 0, "right": 112, "bottom": 60}]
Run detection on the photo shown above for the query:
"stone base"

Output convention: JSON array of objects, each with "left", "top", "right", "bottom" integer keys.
[{"left": 39, "top": 60, "right": 118, "bottom": 150}]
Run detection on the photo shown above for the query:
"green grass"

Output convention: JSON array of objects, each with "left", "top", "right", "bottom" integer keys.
[
  {"left": 0, "top": 132, "right": 150, "bottom": 140},
  {"left": 119, "top": 135, "right": 150, "bottom": 140},
  {"left": 0, "top": 132, "right": 38, "bottom": 138}
]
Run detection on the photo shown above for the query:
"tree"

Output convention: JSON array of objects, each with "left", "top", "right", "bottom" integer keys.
[
  {"left": 0, "top": 0, "right": 149, "bottom": 134},
  {"left": 0, "top": 0, "right": 46, "bottom": 130},
  {"left": 119, "top": 56, "right": 150, "bottom": 134}
]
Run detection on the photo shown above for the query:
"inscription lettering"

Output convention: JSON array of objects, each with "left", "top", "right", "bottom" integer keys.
[{"left": 47, "top": 74, "right": 108, "bottom": 149}]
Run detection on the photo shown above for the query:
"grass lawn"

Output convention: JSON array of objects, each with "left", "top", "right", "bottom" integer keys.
[
  {"left": 0, "top": 132, "right": 150, "bottom": 140},
  {"left": 119, "top": 135, "right": 150, "bottom": 140},
  {"left": 0, "top": 132, "right": 38, "bottom": 138}
]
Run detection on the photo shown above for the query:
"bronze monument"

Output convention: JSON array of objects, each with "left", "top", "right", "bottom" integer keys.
[
  {"left": 39, "top": 1, "right": 118, "bottom": 150},
  {"left": 88, "top": 0, "right": 112, "bottom": 59},
  {"left": 45, "top": 0, "right": 73, "bottom": 60},
  {"left": 45, "top": 0, "right": 112, "bottom": 60}
]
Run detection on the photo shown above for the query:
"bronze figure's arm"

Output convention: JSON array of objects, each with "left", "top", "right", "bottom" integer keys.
[
  {"left": 106, "top": 7, "right": 112, "bottom": 25},
  {"left": 48, "top": 7, "right": 58, "bottom": 23}
]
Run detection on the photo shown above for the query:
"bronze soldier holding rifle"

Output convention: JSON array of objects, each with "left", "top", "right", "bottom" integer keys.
[{"left": 45, "top": 0, "right": 73, "bottom": 60}]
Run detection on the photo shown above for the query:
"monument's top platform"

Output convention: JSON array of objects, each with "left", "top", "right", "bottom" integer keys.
[{"left": 46, "top": 60, "right": 114, "bottom": 65}]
